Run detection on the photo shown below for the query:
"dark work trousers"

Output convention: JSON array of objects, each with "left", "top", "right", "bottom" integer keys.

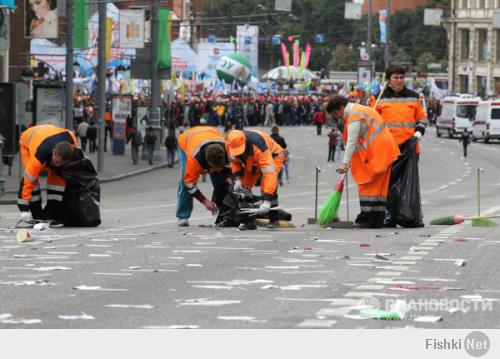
[
  {"left": 463, "top": 142, "right": 468, "bottom": 157},
  {"left": 316, "top": 123, "right": 322, "bottom": 135}
]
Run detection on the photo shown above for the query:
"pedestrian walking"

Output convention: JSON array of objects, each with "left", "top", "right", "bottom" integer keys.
[
  {"left": 313, "top": 108, "right": 325, "bottom": 135},
  {"left": 144, "top": 127, "right": 157, "bottom": 165},
  {"left": 373, "top": 64, "right": 428, "bottom": 227},
  {"left": 127, "top": 125, "right": 143, "bottom": 165},
  {"left": 327, "top": 96, "right": 400, "bottom": 229},
  {"left": 327, "top": 126, "right": 338, "bottom": 162},
  {"left": 76, "top": 119, "right": 89, "bottom": 152},
  {"left": 459, "top": 129, "right": 471, "bottom": 158},
  {"left": 165, "top": 129, "right": 177, "bottom": 168},
  {"left": 87, "top": 120, "right": 98, "bottom": 153}
]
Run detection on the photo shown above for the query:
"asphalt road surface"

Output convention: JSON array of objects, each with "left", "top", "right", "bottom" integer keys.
[{"left": 1, "top": 126, "right": 500, "bottom": 329}]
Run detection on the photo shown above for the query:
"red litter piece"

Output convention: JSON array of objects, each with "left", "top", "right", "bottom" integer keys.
[
  {"left": 303, "top": 247, "right": 313, "bottom": 251},
  {"left": 360, "top": 243, "right": 370, "bottom": 247}
]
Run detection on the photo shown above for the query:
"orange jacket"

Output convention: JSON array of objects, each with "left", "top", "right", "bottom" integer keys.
[
  {"left": 226, "top": 130, "right": 284, "bottom": 200},
  {"left": 18, "top": 124, "right": 76, "bottom": 204},
  {"left": 374, "top": 86, "right": 427, "bottom": 152},
  {"left": 343, "top": 104, "right": 400, "bottom": 185},
  {"left": 177, "top": 126, "right": 226, "bottom": 196}
]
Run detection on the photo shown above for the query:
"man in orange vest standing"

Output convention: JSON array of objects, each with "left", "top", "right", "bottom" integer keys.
[
  {"left": 327, "top": 96, "right": 400, "bottom": 228},
  {"left": 373, "top": 65, "right": 428, "bottom": 227},
  {"left": 17, "top": 124, "right": 77, "bottom": 221},
  {"left": 225, "top": 129, "right": 286, "bottom": 229},
  {"left": 176, "top": 126, "right": 230, "bottom": 227}
]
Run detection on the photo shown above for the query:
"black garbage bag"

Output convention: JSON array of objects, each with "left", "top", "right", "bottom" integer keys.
[
  {"left": 216, "top": 187, "right": 292, "bottom": 227},
  {"left": 54, "top": 149, "right": 101, "bottom": 227},
  {"left": 387, "top": 138, "right": 424, "bottom": 228}
]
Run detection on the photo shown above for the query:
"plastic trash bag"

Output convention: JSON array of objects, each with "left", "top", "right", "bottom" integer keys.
[
  {"left": 387, "top": 138, "right": 423, "bottom": 228},
  {"left": 54, "top": 149, "right": 101, "bottom": 227}
]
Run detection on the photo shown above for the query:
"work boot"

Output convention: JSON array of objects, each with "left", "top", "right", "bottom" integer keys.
[
  {"left": 383, "top": 220, "right": 397, "bottom": 228},
  {"left": 238, "top": 221, "right": 257, "bottom": 230},
  {"left": 178, "top": 218, "right": 189, "bottom": 227}
]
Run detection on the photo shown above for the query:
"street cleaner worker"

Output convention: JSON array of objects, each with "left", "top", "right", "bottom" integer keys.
[
  {"left": 327, "top": 96, "right": 400, "bottom": 228},
  {"left": 373, "top": 64, "right": 428, "bottom": 227},
  {"left": 225, "top": 129, "right": 286, "bottom": 229},
  {"left": 17, "top": 124, "right": 77, "bottom": 221},
  {"left": 177, "top": 126, "right": 230, "bottom": 227}
]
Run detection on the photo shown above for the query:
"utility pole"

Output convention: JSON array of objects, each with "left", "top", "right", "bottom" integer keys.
[
  {"left": 97, "top": 0, "right": 107, "bottom": 172},
  {"left": 367, "top": 0, "right": 372, "bottom": 60},
  {"left": 149, "top": 0, "right": 162, "bottom": 159},
  {"left": 65, "top": 0, "right": 74, "bottom": 130},
  {"left": 384, "top": 0, "right": 391, "bottom": 69}
]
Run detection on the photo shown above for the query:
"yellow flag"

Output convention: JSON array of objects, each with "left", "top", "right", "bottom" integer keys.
[{"left": 106, "top": 18, "right": 113, "bottom": 62}]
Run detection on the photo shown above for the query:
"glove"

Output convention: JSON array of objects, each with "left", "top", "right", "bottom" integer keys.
[
  {"left": 258, "top": 200, "right": 272, "bottom": 214},
  {"left": 234, "top": 179, "right": 244, "bottom": 193},
  {"left": 414, "top": 131, "right": 422, "bottom": 140},
  {"left": 20, "top": 211, "right": 32, "bottom": 221}
]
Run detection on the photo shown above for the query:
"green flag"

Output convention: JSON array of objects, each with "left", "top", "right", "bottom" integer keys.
[
  {"left": 229, "top": 35, "right": 235, "bottom": 43},
  {"left": 73, "top": 0, "right": 88, "bottom": 48},
  {"left": 157, "top": 8, "right": 172, "bottom": 69}
]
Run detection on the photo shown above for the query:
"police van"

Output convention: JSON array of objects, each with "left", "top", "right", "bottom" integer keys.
[
  {"left": 471, "top": 100, "right": 500, "bottom": 143},
  {"left": 436, "top": 95, "right": 481, "bottom": 138}
]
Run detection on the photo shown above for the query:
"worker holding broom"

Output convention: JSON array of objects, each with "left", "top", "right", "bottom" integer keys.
[{"left": 326, "top": 96, "right": 400, "bottom": 228}]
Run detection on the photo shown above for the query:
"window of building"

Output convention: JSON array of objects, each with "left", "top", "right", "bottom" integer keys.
[
  {"left": 496, "top": 30, "right": 500, "bottom": 63},
  {"left": 477, "top": 76, "right": 487, "bottom": 98},
  {"left": 494, "top": 78, "right": 500, "bottom": 96},
  {"left": 461, "top": 29, "right": 470, "bottom": 60},
  {"left": 460, "top": 75, "right": 469, "bottom": 93},
  {"left": 478, "top": 29, "right": 488, "bottom": 61}
]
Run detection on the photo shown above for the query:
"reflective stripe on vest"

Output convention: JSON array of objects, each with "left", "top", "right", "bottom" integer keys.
[{"left": 385, "top": 122, "right": 417, "bottom": 128}]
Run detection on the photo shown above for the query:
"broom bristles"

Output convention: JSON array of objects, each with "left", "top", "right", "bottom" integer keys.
[
  {"left": 318, "top": 190, "right": 342, "bottom": 226},
  {"left": 472, "top": 218, "right": 498, "bottom": 227}
]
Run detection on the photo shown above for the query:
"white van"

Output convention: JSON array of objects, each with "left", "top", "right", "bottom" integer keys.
[
  {"left": 471, "top": 100, "right": 500, "bottom": 143},
  {"left": 436, "top": 95, "right": 481, "bottom": 138}
]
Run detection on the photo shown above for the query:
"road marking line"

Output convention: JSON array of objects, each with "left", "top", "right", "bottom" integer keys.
[
  {"left": 297, "top": 319, "right": 337, "bottom": 328},
  {"left": 376, "top": 271, "right": 402, "bottom": 276},
  {"left": 400, "top": 256, "right": 423, "bottom": 260},
  {"left": 392, "top": 261, "right": 417, "bottom": 265},
  {"left": 315, "top": 308, "right": 353, "bottom": 317},
  {"left": 354, "top": 284, "right": 386, "bottom": 291},
  {"left": 344, "top": 292, "right": 400, "bottom": 298}
]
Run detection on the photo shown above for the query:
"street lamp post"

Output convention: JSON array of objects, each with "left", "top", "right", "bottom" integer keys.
[
  {"left": 65, "top": 0, "right": 74, "bottom": 130},
  {"left": 97, "top": 0, "right": 106, "bottom": 172}
]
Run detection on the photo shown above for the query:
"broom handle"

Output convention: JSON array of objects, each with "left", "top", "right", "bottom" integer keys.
[
  {"left": 372, "top": 83, "right": 387, "bottom": 110},
  {"left": 314, "top": 166, "right": 320, "bottom": 220},
  {"left": 344, "top": 169, "right": 350, "bottom": 222},
  {"left": 477, "top": 168, "right": 481, "bottom": 219},
  {"left": 465, "top": 214, "right": 500, "bottom": 220}
]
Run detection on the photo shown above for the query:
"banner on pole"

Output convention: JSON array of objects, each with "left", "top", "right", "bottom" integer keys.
[
  {"left": 236, "top": 25, "right": 259, "bottom": 76},
  {"left": 119, "top": 10, "right": 145, "bottom": 48},
  {"left": 379, "top": 10, "right": 387, "bottom": 44},
  {"left": 157, "top": 8, "right": 172, "bottom": 69},
  {"left": 73, "top": 0, "right": 88, "bottom": 48}
]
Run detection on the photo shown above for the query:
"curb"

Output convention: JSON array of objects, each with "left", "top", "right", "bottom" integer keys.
[{"left": 0, "top": 162, "right": 171, "bottom": 205}]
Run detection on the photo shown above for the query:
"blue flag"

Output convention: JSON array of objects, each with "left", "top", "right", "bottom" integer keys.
[{"left": 379, "top": 10, "right": 387, "bottom": 44}]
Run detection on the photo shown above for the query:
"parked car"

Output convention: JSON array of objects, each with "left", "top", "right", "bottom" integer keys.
[
  {"left": 436, "top": 95, "right": 480, "bottom": 138},
  {"left": 471, "top": 100, "right": 500, "bottom": 143}
]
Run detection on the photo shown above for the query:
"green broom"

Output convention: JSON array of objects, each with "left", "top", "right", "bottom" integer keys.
[
  {"left": 317, "top": 174, "right": 346, "bottom": 226},
  {"left": 431, "top": 168, "right": 497, "bottom": 227}
]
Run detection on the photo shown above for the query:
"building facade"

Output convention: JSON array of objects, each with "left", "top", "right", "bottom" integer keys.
[
  {"left": 362, "top": 0, "right": 428, "bottom": 14},
  {"left": 447, "top": 0, "right": 500, "bottom": 97}
]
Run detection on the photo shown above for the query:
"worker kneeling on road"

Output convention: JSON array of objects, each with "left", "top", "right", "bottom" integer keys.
[
  {"left": 327, "top": 96, "right": 400, "bottom": 228},
  {"left": 225, "top": 129, "right": 286, "bottom": 229},
  {"left": 177, "top": 126, "right": 231, "bottom": 227},
  {"left": 17, "top": 124, "right": 77, "bottom": 222}
]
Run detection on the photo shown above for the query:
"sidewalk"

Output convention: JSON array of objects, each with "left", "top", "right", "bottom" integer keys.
[{"left": 1, "top": 142, "right": 172, "bottom": 203}]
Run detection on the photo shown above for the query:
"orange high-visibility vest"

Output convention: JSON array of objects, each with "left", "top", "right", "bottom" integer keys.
[
  {"left": 226, "top": 130, "right": 284, "bottom": 200},
  {"left": 18, "top": 124, "right": 76, "bottom": 203},
  {"left": 343, "top": 104, "right": 400, "bottom": 185},
  {"left": 177, "top": 126, "right": 225, "bottom": 194},
  {"left": 374, "top": 86, "right": 428, "bottom": 152}
]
